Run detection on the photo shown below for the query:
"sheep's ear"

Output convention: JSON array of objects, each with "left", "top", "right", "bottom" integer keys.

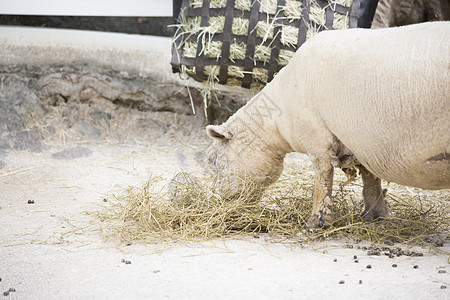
[{"left": 206, "top": 125, "right": 233, "bottom": 140}]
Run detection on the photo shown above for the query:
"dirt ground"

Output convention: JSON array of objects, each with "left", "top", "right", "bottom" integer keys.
[{"left": 1, "top": 127, "right": 449, "bottom": 299}]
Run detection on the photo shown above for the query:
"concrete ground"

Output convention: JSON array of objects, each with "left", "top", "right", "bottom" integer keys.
[{"left": 0, "top": 140, "right": 449, "bottom": 299}]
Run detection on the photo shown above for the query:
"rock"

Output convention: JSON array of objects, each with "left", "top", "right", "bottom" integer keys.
[
  {"left": 52, "top": 146, "right": 92, "bottom": 160},
  {"left": 71, "top": 120, "right": 102, "bottom": 140},
  {"left": 0, "top": 75, "right": 47, "bottom": 152}
]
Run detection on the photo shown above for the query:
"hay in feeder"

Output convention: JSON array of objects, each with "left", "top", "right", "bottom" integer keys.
[
  {"left": 204, "top": 65, "right": 220, "bottom": 78},
  {"left": 254, "top": 45, "right": 272, "bottom": 64},
  {"left": 204, "top": 41, "right": 223, "bottom": 59},
  {"left": 232, "top": 18, "right": 249, "bottom": 35},
  {"left": 306, "top": 22, "right": 321, "bottom": 40},
  {"left": 207, "top": 16, "right": 225, "bottom": 33},
  {"left": 259, "top": 0, "right": 278, "bottom": 14},
  {"left": 228, "top": 65, "right": 245, "bottom": 78},
  {"left": 93, "top": 170, "right": 450, "bottom": 247},
  {"left": 210, "top": 0, "right": 227, "bottom": 8},
  {"left": 281, "top": 26, "right": 300, "bottom": 47},
  {"left": 229, "top": 42, "right": 247, "bottom": 61},
  {"left": 236, "top": 0, "right": 252, "bottom": 11},
  {"left": 333, "top": 12, "right": 349, "bottom": 29},
  {"left": 283, "top": 0, "right": 303, "bottom": 20},
  {"left": 181, "top": 16, "right": 201, "bottom": 33},
  {"left": 278, "top": 49, "right": 295, "bottom": 66},
  {"left": 309, "top": 2, "right": 327, "bottom": 27},
  {"left": 172, "top": 0, "right": 358, "bottom": 116},
  {"left": 182, "top": 41, "right": 198, "bottom": 58},
  {"left": 252, "top": 68, "right": 269, "bottom": 82},
  {"left": 256, "top": 20, "right": 275, "bottom": 40}
]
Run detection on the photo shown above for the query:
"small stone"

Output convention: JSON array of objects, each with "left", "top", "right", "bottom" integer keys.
[
  {"left": 413, "top": 265, "right": 419, "bottom": 269},
  {"left": 121, "top": 259, "right": 125, "bottom": 263},
  {"left": 126, "top": 243, "right": 132, "bottom": 246},
  {"left": 339, "top": 280, "right": 345, "bottom": 284},
  {"left": 27, "top": 199, "right": 35, "bottom": 204},
  {"left": 153, "top": 270, "right": 160, "bottom": 273},
  {"left": 8, "top": 288, "right": 15, "bottom": 292},
  {"left": 103, "top": 198, "right": 108, "bottom": 202},
  {"left": 362, "top": 246, "right": 367, "bottom": 250},
  {"left": 441, "top": 285, "right": 447, "bottom": 289},
  {"left": 3, "top": 291, "right": 9, "bottom": 296},
  {"left": 367, "top": 250, "right": 380, "bottom": 256},
  {"left": 333, "top": 258, "right": 337, "bottom": 262},
  {"left": 359, "top": 280, "right": 363, "bottom": 284},
  {"left": 438, "top": 270, "right": 447, "bottom": 274},
  {"left": 434, "top": 241, "right": 444, "bottom": 247},
  {"left": 392, "top": 264, "right": 398, "bottom": 268},
  {"left": 353, "top": 255, "right": 358, "bottom": 260},
  {"left": 354, "top": 260, "right": 359, "bottom": 263},
  {"left": 366, "top": 265, "right": 372, "bottom": 269},
  {"left": 253, "top": 235, "right": 260, "bottom": 239},
  {"left": 125, "top": 260, "right": 131, "bottom": 264},
  {"left": 388, "top": 254, "right": 395, "bottom": 259}
]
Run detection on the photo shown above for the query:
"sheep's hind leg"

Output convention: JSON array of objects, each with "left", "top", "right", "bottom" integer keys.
[{"left": 360, "top": 167, "right": 390, "bottom": 221}]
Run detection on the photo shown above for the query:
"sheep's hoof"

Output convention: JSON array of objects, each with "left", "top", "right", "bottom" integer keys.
[
  {"left": 307, "top": 213, "right": 332, "bottom": 229},
  {"left": 361, "top": 209, "right": 389, "bottom": 222},
  {"left": 361, "top": 210, "right": 377, "bottom": 222},
  {"left": 362, "top": 188, "right": 390, "bottom": 222},
  {"left": 362, "top": 199, "right": 390, "bottom": 222}
]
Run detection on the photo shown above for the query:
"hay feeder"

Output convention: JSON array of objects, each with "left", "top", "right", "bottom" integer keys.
[{"left": 171, "top": 0, "right": 360, "bottom": 90}]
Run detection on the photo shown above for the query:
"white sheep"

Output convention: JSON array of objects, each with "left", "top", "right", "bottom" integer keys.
[{"left": 206, "top": 22, "right": 450, "bottom": 228}]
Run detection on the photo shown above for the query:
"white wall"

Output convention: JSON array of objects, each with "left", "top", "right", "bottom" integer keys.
[{"left": 0, "top": 0, "right": 172, "bottom": 16}]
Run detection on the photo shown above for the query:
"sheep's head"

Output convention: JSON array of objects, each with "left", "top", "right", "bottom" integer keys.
[{"left": 206, "top": 124, "right": 284, "bottom": 199}]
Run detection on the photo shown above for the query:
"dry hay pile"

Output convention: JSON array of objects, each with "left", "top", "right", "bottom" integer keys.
[
  {"left": 94, "top": 171, "right": 450, "bottom": 247},
  {"left": 171, "top": 0, "right": 358, "bottom": 112}
]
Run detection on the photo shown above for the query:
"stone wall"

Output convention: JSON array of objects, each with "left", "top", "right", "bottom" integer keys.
[{"left": 0, "top": 27, "right": 251, "bottom": 161}]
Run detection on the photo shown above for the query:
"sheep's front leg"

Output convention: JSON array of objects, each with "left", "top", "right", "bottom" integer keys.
[
  {"left": 307, "top": 159, "right": 334, "bottom": 228},
  {"left": 360, "top": 167, "right": 390, "bottom": 221}
]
